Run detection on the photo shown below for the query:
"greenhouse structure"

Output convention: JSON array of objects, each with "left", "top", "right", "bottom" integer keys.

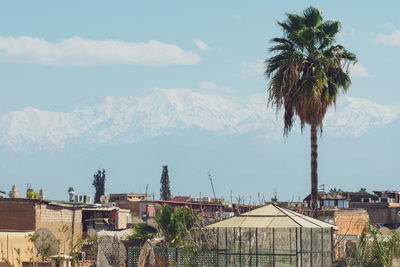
[{"left": 207, "top": 204, "right": 336, "bottom": 267}]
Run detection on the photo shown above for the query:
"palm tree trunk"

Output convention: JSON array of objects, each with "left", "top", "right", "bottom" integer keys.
[{"left": 311, "top": 124, "right": 318, "bottom": 218}]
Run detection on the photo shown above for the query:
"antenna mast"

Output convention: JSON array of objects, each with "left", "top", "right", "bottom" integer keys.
[{"left": 208, "top": 172, "right": 217, "bottom": 199}]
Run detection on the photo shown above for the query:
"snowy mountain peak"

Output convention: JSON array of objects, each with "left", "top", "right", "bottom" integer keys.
[{"left": 0, "top": 88, "right": 399, "bottom": 151}]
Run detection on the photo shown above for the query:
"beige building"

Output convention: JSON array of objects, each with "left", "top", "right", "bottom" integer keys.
[{"left": 0, "top": 198, "right": 83, "bottom": 266}]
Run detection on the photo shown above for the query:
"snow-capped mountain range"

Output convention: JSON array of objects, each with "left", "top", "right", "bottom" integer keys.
[{"left": 0, "top": 88, "right": 399, "bottom": 151}]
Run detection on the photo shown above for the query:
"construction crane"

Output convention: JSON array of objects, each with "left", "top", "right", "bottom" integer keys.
[{"left": 208, "top": 172, "right": 217, "bottom": 199}]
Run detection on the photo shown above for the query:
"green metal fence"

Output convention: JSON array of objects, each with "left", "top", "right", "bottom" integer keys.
[{"left": 127, "top": 246, "right": 218, "bottom": 267}]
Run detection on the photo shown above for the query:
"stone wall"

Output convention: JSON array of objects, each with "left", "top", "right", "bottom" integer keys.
[{"left": 35, "top": 203, "right": 82, "bottom": 253}]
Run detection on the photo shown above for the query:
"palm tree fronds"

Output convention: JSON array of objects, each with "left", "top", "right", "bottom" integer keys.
[
  {"left": 266, "top": 6, "right": 357, "bottom": 135},
  {"left": 303, "top": 7, "right": 323, "bottom": 28},
  {"left": 321, "top": 20, "right": 341, "bottom": 36}
]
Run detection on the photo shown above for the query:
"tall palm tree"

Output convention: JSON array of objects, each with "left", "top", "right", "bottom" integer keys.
[{"left": 265, "top": 7, "right": 357, "bottom": 216}]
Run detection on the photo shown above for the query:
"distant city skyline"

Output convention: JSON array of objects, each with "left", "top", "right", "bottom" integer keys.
[{"left": 0, "top": 1, "right": 399, "bottom": 201}]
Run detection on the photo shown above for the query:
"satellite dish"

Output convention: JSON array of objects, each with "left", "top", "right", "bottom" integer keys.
[
  {"left": 100, "top": 195, "right": 108, "bottom": 204},
  {"left": 33, "top": 229, "right": 60, "bottom": 256}
]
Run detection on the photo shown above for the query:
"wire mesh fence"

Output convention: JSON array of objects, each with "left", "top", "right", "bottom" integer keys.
[
  {"left": 215, "top": 227, "right": 333, "bottom": 267},
  {"left": 126, "top": 227, "right": 333, "bottom": 267},
  {"left": 127, "top": 246, "right": 218, "bottom": 267}
]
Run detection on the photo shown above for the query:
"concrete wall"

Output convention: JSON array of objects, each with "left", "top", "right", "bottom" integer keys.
[
  {"left": 350, "top": 202, "right": 400, "bottom": 225},
  {"left": 0, "top": 231, "right": 35, "bottom": 267},
  {"left": 387, "top": 206, "right": 400, "bottom": 225},
  {"left": 317, "top": 209, "right": 369, "bottom": 236},
  {"left": 334, "top": 209, "right": 369, "bottom": 235},
  {"left": 350, "top": 202, "right": 389, "bottom": 224},
  {"left": 117, "top": 209, "right": 128, "bottom": 229}
]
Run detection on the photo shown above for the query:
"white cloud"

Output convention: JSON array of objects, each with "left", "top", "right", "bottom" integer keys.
[
  {"left": 341, "top": 27, "right": 355, "bottom": 36},
  {"left": 349, "top": 63, "right": 372, "bottom": 78},
  {"left": 192, "top": 39, "right": 211, "bottom": 51},
  {"left": 198, "top": 81, "right": 233, "bottom": 93},
  {"left": 241, "top": 59, "right": 264, "bottom": 78},
  {"left": 232, "top": 14, "right": 241, "bottom": 21},
  {"left": 0, "top": 35, "right": 201, "bottom": 66},
  {"left": 380, "top": 22, "right": 397, "bottom": 31},
  {"left": 376, "top": 30, "right": 400, "bottom": 46}
]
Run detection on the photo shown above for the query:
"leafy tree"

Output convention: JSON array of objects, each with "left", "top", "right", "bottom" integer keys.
[
  {"left": 1, "top": 248, "right": 21, "bottom": 267},
  {"left": 359, "top": 188, "right": 367, "bottom": 192},
  {"left": 160, "top": 165, "right": 171, "bottom": 201},
  {"left": 27, "top": 190, "right": 39, "bottom": 199},
  {"left": 28, "top": 231, "right": 59, "bottom": 261},
  {"left": 155, "top": 204, "right": 196, "bottom": 247},
  {"left": 265, "top": 7, "right": 357, "bottom": 216},
  {"left": 347, "top": 224, "right": 400, "bottom": 267},
  {"left": 127, "top": 223, "right": 157, "bottom": 242},
  {"left": 57, "top": 225, "right": 84, "bottom": 264},
  {"left": 155, "top": 204, "right": 175, "bottom": 245},
  {"left": 92, "top": 169, "right": 106, "bottom": 203}
]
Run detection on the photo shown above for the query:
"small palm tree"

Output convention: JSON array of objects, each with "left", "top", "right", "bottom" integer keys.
[
  {"left": 265, "top": 7, "right": 357, "bottom": 216},
  {"left": 328, "top": 187, "right": 343, "bottom": 195}
]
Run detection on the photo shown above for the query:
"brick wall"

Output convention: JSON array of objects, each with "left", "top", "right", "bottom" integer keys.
[
  {"left": 116, "top": 201, "right": 143, "bottom": 214},
  {"left": 0, "top": 200, "right": 35, "bottom": 231}
]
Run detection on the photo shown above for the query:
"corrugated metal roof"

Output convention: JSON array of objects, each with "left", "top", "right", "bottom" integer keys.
[{"left": 207, "top": 204, "right": 337, "bottom": 229}]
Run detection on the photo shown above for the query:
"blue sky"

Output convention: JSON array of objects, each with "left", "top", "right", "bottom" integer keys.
[
  {"left": 1, "top": 0, "right": 400, "bottom": 110},
  {"left": 0, "top": 1, "right": 400, "bottom": 200}
]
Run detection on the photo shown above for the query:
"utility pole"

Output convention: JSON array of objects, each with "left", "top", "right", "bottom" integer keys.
[{"left": 208, "top": 172, "right": 216, "bottom": 199}]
